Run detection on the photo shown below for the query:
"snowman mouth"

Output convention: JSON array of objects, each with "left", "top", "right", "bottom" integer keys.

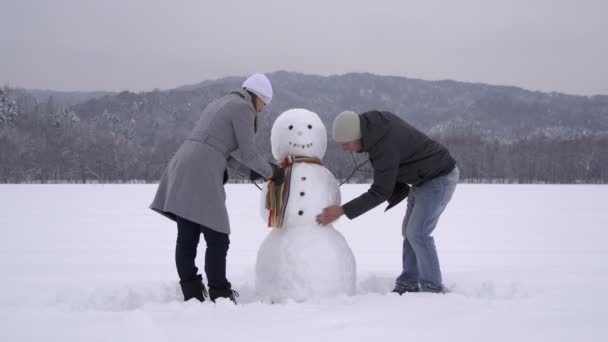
[{"left": 289, "top": 141, "right": 314, "bottom": 149}]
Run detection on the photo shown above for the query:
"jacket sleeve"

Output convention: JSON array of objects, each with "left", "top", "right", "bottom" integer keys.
[
  {"left": 230, "top": 103, "right": 273, "bottom": 179},
  {"left": 342, "top": 146, "right": 399, "bottom": 219},
  {"left": 226, "top": 153, "right": 251, "bottom": 177}
]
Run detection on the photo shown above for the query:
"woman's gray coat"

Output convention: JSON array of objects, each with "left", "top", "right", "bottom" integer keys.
[{"left": 150, "top": 89, "right": 273, "bottom": 234}]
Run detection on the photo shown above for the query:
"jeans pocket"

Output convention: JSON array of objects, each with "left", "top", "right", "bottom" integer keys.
[{"left": 441, "top": 180, "right": 457, "bottom": 206}]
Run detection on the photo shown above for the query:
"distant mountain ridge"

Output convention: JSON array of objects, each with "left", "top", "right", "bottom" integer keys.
[
  {"left": 173, "top": 71, "right": 608, "bottom": 141},
  {"left": 19, "top": 70, "right": 608, "bottom": 142}
]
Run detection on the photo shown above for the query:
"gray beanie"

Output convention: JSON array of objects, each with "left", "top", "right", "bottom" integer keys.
[{"left": 333, "top": 111, "right": 361, "bottom": 142}]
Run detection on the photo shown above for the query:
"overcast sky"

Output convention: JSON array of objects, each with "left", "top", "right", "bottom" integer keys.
[{"left": 1, "top": 0, "right": 607, "bottom": 95}]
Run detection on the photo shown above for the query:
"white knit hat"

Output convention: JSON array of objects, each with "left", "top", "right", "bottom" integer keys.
[
  {"left": 333, "top": 111, "right": 361, "bottom": 142},
  {"left": 242, "top": 74, "right": 273, "bottom": 105}
]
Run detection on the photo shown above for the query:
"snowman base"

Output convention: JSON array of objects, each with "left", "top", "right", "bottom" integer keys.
[{"left": 255, "top": 224, "right": 356, "bottom": 303}]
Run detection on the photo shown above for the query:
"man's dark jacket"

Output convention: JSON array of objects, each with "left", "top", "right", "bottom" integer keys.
[{"left": 342, "top": 111, "right": 456, "bottom": 219}]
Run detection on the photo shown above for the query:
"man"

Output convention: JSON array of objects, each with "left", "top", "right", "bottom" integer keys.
[{"left": 316, "top": 110, "right": 459, "bottom": 293}]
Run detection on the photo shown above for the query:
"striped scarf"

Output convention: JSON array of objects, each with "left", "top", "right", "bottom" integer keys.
[{"left": 265, "top": 156, "right": 323, "bottom": 228}]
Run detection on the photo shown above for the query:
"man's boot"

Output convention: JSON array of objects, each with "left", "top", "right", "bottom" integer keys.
[
  {"left": 179, "top": 274, "right": 208, "bottom": 302},
  {"left": 392, "top": 283, "right": 420, "bottom": 295}
]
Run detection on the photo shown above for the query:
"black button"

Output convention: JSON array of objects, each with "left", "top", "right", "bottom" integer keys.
[
  {"left": 301, "top": 177, "right": 306, "bottom": 181},
  {"left": 300, "top": 192, "right": 305, "bottom": 196},
  {"left": 298, "top": 210, "right": 304, "bottom": 215}
]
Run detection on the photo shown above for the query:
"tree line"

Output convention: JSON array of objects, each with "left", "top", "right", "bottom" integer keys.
[{"left": 0, "top": 86, "right": 606, "bottom": 184}]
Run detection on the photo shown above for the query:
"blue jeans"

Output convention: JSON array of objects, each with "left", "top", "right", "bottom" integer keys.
[{"left": 396, "top": 167, "right": 459, "bottom": 292}]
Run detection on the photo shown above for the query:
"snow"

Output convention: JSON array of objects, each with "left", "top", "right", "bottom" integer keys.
[
  {"left": 255, "top": 223, "right": 356, "bottom": 302},
  {"left": 259, "top": 163, "right": 341, "bottom": 226},
  {"left": 256, "top": 164, "right": 355, "bottom": 303},
  {"left": 270, "top": 108, "right": 327, "bottom": 160},
  {"left": 256, "top": 108, "right": 356, "bottom": 301},
  {"left": 1, "top": 184, "right": 608, "bottom": 341}
]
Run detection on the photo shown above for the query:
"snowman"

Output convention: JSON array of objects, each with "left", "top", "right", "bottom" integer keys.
[{"left": 255, "top": 108, "right": 356, "bottom": 302}]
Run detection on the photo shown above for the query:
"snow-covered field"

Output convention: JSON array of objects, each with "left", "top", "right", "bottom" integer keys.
[{"left": 1, "top": 184, "right": 607, "bottom": 341}]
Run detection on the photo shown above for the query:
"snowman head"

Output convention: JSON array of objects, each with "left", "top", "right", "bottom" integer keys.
[{"left": 271, "top": 109, "right": 327, "bottom": 160}]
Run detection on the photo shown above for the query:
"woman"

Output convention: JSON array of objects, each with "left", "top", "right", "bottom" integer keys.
[{"left": 150, "top": 74, "right": 284, "bottom": 303}]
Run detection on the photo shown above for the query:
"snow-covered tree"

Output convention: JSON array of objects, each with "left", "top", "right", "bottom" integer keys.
[
  {"left": 54, "top": 108, "right": 80, "bottom": 127},
  {"left": 0, "top": 88, "right": 18, "bottom": 127}
]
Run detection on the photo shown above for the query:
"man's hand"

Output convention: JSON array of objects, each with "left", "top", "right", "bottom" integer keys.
[
  {"left": 316, "top": 205, "right": 344, "bottom": 225},
  {"left": 385, "top": 182, "right": 410, "bottom": 212}
]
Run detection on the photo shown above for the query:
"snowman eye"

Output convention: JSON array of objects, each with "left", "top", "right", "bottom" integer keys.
[
  {"left": 308, "top": 124, "right": 312, "bottom": 129},
  {"left": 288, "top": 125, "right": 293, "bottom": 130}
]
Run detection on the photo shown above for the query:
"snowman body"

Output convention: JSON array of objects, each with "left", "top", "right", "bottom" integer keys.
[{"left": 255, "top": 109, "right": 356, "bottom": 302}]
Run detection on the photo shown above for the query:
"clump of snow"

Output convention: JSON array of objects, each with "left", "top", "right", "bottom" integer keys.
[
  {"left": 256, "top": 224, "right": 356, "bottom": 302},
  {"left": 259, "top": 163, "right": 340, "bottom": 228},
  {"left": 270, "top": 108, "right": 327, "bottom": 160}
]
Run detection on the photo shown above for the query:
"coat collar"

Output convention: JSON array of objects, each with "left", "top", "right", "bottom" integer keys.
[{"left": 230, "top": 88, "right": 253, "bottom": 105}]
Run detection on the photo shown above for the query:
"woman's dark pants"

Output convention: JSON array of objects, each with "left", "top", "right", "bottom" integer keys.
[{"left": 175, "top": 215, "right": 231, "bottom": 290}]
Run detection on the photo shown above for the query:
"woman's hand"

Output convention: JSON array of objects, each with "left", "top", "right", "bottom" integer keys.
[
  {"left": 270, "top": 164, "right": 285, "bottom": 186},
  {"left": 250, "top": 170, "right": 264, "bottom": 181}
]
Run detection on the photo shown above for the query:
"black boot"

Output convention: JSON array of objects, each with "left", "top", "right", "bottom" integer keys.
[
  {"left": 179, "top": 275, "right": 208, "bottom": 302},
  {"left": 392, "top": 283, "right": 420, "bottom": 295},
  {"left": 209, "top": 283, "right": 239, "bottom": 304}
]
